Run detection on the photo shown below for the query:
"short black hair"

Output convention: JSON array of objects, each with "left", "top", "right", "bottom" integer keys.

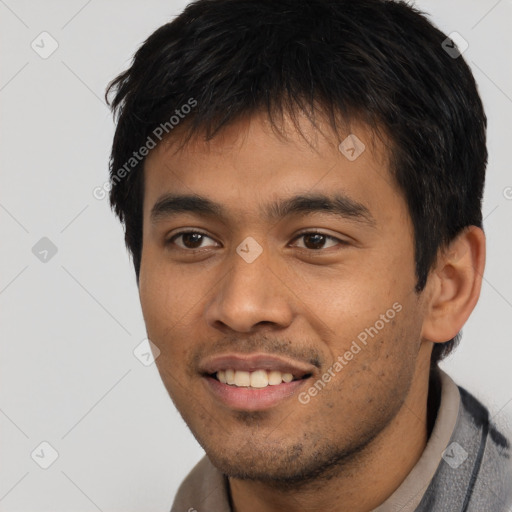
[{"left": 105, "top": 0, "right": 487, "bottom": 368}]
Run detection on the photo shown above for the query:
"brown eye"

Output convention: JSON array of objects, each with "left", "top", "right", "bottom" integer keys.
[
  {"left": 302, "top": 233, "right": 328, "bottom": 250},
  {"left": 181, "top": 232, "right": 205, "bottom": 249},
  {"left": 168, "top": 231, "right": 217, "bottom": 250},
  {"left": 292, "top": 231, "right": 346, "bottom": 250}
]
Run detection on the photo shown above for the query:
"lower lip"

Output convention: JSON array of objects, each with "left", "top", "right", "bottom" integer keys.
[{"left": 203, "top": 375, "right": 309, "bottom": 411}]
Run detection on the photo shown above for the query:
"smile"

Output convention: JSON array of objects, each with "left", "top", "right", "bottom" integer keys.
[
  {"left": 214, "top": 368, "right": 306, "bottom": 388},
  {"left": 199, "top": 352, "right": 316, "bottom": 410}
]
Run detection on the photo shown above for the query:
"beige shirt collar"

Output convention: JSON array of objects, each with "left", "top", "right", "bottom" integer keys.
[{"left": 371, "top": 368, "right": 460, "bottom": 512}]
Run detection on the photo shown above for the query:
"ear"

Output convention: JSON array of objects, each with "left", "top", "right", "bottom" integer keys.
[{"left": 421, "top": 226, "right": 486, "bottom": 343}]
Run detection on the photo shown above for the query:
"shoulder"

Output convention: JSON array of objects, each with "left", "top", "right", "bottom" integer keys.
[
  {"left": 457, "top": 386, "right": 512, "bottom": 511},
  {"left": 170, "top": 455, "right": 231, "bottom": 512},
  {"left": 420, "top": 381, "right": 512, "bottom": 511}
]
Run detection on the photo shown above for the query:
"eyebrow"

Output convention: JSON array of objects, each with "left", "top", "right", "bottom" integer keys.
[{"left": 150, "top": 192, "right": 376, "bottom": 227}]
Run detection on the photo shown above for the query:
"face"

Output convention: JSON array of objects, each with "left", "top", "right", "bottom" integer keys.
[{"left": 139, "top": 111, "right": 429, "bottom": 484}]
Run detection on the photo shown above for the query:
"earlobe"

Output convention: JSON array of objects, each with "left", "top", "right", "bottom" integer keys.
[{"left": 421, "top": 226, "right": 486, "bottom": 343}]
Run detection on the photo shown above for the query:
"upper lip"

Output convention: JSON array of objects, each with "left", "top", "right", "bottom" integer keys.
[{"left": 199, "top": 353, "right": 316, "bottom": 380}]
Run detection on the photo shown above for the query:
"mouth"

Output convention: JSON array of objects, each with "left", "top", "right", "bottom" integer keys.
[
  {"left": 208, "top": 368, "right": 313, "bottom": 388},
  {"left": 199, "top": 353, "right": 316, "bottom": 411}
]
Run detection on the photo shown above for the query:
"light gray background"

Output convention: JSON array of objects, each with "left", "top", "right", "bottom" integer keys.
[{"left": 1, "top": 0, "right": 511, "bottom": 510}]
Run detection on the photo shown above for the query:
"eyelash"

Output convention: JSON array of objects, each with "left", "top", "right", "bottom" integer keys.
[{"left": 166, "top": 230, "right": 347, "bottom": 251}]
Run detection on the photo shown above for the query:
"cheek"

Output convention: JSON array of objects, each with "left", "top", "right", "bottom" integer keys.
[
  {"left": 138, "top": 256, "right": 204, "bottom": 377},
  {"left": 139, "top": 246, "right": 187, "bottom": 322},
  {"left": 139, "top": 256, "right": 182, "bottom": 347},
  {"left": 312, "top": 320, "right": 419, "bottom": 414},
  {"left": 316, "top": 288, "right": 419, "bottom": 379},
  {"left": 139, "top": 268, "right": 167, "bottom": 331}
]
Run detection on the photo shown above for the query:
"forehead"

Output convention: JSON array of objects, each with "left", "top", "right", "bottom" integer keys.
[{"left": 142, "top": 111, "right": 401, "bottom": 226}]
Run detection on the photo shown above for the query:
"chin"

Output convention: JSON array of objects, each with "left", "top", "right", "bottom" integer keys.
[{"left": 203, "top": 438, "right": 362, "bottom": 489}]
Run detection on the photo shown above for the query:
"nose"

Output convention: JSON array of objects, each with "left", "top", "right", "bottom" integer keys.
[{"left": 204, "top": 242, "right": 295, "bottom": 333}]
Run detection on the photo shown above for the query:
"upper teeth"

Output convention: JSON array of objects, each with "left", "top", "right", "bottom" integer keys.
[{"left": 217, "top": 369, "right": 294, "bottom": 388}]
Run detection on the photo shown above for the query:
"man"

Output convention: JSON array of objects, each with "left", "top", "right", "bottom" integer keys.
[{"left": 105, "top": 0, "right": 511, "bottom": 510}]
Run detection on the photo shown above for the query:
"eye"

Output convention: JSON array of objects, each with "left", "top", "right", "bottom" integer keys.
[
  {"left": 291, "top": 231, "right": 347, "bottom": 250},
  {"left": 167, "top": 230, "right": 218, "bottom": 250}
]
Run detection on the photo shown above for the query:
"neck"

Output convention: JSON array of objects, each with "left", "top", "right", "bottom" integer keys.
[{"left": 228, "top": 345, "right": 434, "bottom": 512}]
